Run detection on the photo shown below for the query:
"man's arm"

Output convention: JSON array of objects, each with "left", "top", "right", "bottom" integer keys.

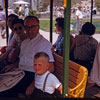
[
  {"left": 76, "top": 15, "right": 80, "bottom": 21},
  {"left": 51, "top": 42, "right": 56, "bottom": 53},
  {"left": 0, "top": 60, "right": 19, "bottom": 73},
  {"left": 77, "top": 15, "right": 82, "bottom": 23},
  {"left": 0, "top": 34, "right": 17, "bottom": 61},
  {"left": 0, "top": 51, "right": 9, "bottom": 61},
  {"left": 49, "top": 62, "right": 55, "bottom": 73}
]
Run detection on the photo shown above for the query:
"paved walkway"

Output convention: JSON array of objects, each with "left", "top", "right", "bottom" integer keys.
[
  {"left": 0, "top": 30, "right": 100, "bottom": 48},
  {"left": 39, "top": 30, "right": 58, "bottom": 44},
  {"left": 0, "top": 30, "right": 59, "bottom": 48},
  {"left": 40, "top": 31, "right": 100, "bottom": 44}
]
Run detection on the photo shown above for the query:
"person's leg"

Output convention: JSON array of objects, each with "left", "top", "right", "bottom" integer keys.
[
  {"left": 79, "top": 20, "right": 82, "bottom": 32},
  {"left": 10, "top": 71, "right": 35, "bottom": 95},
  {"left": 0, "top": 71, "right": 35, "bottom": 98},
  {"left": 1, "top": 21, "right": 6, "bottom": 37},
  {"left": 17, "top": 71, "right": 35, "bottom": 93},
  {"left": 75, "top": 19, "right": 79, "bottom": 36},
  {"left": 0, "top": 21, "right": 3, "bottom": 36}
]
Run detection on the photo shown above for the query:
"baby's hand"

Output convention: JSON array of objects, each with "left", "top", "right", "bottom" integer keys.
[
  {"left": 68, "top": 87, "right": 72, "bottom": 93},
  {"left": 65, "top": 88, "right": 72, "bottom": 97},
  {"left": 26, "top": 82, "right": 35, "bottom": 96}
]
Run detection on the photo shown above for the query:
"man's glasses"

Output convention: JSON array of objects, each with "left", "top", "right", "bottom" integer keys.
[
  {"left": 24, "top": 25, "right": 38, "bottom": 30},
  {"left": 14, "top": 26, "right": 22, "bottom": 31}
]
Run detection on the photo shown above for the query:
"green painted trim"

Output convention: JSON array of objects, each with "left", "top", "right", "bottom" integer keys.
[{"left": 63, "top": 0, "right": 71, "bottom": 98}]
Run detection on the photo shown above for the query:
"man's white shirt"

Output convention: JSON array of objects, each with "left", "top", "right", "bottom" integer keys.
[
  {"left": 19, "top": 33, "right": 54, "bottom": 72},
  {"left": 76, "top": 9, "right": 83, "bottom": 19}
]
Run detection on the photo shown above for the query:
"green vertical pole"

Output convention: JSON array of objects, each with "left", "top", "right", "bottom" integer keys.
[{"left": 63, "top": 0, "right": 71, "bottom": 98}]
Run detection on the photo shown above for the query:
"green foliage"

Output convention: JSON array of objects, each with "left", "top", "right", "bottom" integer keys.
[
  {"left": 95, "top": 0, "right": 100, "bottom": 11},
  {"left": 40, "top": 19, "right": 100, "bottom": 33},
  {"left": 72, "top": 0, "right": 81, "bottom": 5},
  {"left": 29, "top": 9, "right": 40, "bottom": 18},
  {"left": 53, "top": 0, "right": 63, "bottom": 6},
  {"left": 40, "top": 20, "right": 55, "bottom": 32},
  {"left": 14, "top": 7, "right": 19, "bottom": 14},
  {"left": 38, "top": 2, "right": 49, "bottom": 12},
  {"left": 14, "top": 7, "right": 24, "bottom": 15}
]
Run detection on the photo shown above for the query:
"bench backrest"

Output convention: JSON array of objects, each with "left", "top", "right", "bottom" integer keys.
[{"left": 53, "top": 52, "right": 88, "bottom": 98}]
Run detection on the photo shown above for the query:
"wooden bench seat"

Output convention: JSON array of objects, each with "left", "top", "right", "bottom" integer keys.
[{"left": 53, "top": 52, "right": 88, "bottom": 98}]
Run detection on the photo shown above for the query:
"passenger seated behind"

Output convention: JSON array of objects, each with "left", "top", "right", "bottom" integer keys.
[
  {"left": 0, "top": 14, "right": 18, "bottom": 54},
  {"left": 73, "top": 22, "right": 98, "bottom": 75},
  {"left": 26, "top": 52, "right": 71, "bottom": 98},
  {"left": 51, "top": 17, "right": 74, "bottom": 58},
  {"left": 89, "top": 43, "right": 100, "bottom": 86},
  {"left": 0, "top": 19, "right": 27, "bottom": 73},
  {"left": 7, "top": 14, "right": 19, "bottom": 45}
]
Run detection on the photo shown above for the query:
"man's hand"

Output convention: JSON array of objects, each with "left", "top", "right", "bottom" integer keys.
[
  {"left": 79, "top": 19, "right": 82, "bottom": 23},
  {"left": 0, "top": 61, "right": 18, "bottom": 73},
  {"left": 51, "top": 46, "right": 55, "bottom": 53},
  {"left": 0, "top": 65, "right": 13, "bottom": 73}
]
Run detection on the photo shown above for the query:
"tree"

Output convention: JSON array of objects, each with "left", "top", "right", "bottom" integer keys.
[
  {"left": 72, "top": 0, "right": 81, "bottom": 5},
  {"left": 95, "top": 0, "right": 100, "bottom": 11}
]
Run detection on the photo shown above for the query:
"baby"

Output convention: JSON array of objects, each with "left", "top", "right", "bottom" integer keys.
[{"left": 26, "top": 52, "right": 71, "bottom": 98}]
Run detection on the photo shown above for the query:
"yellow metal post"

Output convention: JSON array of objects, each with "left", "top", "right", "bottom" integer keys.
[{"left": 64, "top": 0, "right": 72, "bottom": 8}]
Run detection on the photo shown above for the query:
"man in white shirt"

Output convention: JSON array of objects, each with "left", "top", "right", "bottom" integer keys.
[
  {"left": 19, "top": 16, "right": 54, "bottom": 73},
  {"left": 57, "top": 7, "right": 64, "bottom": 18},
  {"left": 75, "top": 6, "right": 83, "bottom": 36},
  {"left": 24, "top": 5, "right": 29, "bottom": 17}
]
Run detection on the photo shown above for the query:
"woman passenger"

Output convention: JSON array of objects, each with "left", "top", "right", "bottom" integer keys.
[
  {"left": 0, "top": 19, "right": 27, "bottom": 72},
  {"left": 7, "top": 14, "right": 18, "bottom": 45},
  {"left": 0, "top": 14, "right": 18, "bottom": 54},
  {"left": 73, "top": 22, "right": 98, "bottom": 75},
  {"left": 51, "top": 17, "right": 74, "bottom": 58}
]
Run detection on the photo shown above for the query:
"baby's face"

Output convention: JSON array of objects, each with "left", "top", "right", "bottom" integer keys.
[{"left": 33, "top": 57, "right": 49, "bottom": 75}]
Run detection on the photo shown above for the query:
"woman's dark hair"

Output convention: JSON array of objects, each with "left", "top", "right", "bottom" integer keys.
[
  {"left": 11, "top": 19, "right": 24, "bottom": 27},
  {"left": 24, "top": 16, "right": 39, "bottom": 24},
  {"left": 8, "top": 14, "right": 18, "bottom": 19},
  {"left": 56, "top": 17, "right": 64, "bottom": 29},
  {"left": 81, "top": 22, "right": 96, "bottom": 35}
]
